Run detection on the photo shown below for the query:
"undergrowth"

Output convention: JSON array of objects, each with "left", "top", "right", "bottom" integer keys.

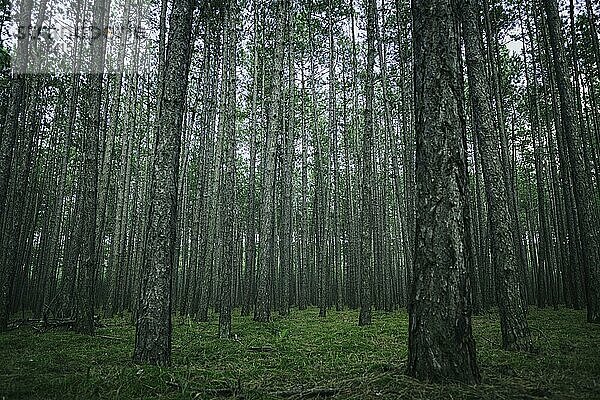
[{"left": 1, "top": 307, "right": 599, "bottom": 399}]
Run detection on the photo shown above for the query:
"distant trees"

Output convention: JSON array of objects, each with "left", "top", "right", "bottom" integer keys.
[
  {"left": 0, "top": 0, "right": 598, "bottom": 374},
  {"left": 542, "top": 0, "right": 600, "bottom": 324},
  {"left": 0, "top": 0, "right": 32, "bottom": 332}
]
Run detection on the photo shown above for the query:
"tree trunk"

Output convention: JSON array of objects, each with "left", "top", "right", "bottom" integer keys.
[
  {"left": 462, "top": 0, "right": 533, "bottom": 351},
  {"left": 133, "top": 0, "right": 193, "bottom": 364},
  {"left": 358, "top": 0, "right": 376, "bottom": 327},
  {"left": 254, "top": 0, "right": 288, "bottom": 323},
  {"left": 242, "top": 0, "right": 260, "bottom": 317},
  {"left": 408, "top": 0, "right": 480, "bottom": 383},
  {"left": 74, "top": 0, "right": 110, "bottom": 335},
  {"left": 219, "top": 3, "right": 237, "bottom": 339},
  {"left": 543, "top": 0, "right": 600, "bottom": 323},
  {"left": 0, "top": 0, "right": 32, "bottom": 332}
]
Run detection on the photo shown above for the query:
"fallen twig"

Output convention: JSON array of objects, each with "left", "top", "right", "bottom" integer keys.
[
  {"left": 531, "top": 327, "right": 548, "bottom": 341},
  {"left": 97, "top": 335, "right": 123, "bottom": 340},
  {"left": 6, "top": 321, "right": 24, "bottom": 331},
  {"left": 166, "top": 379, "right": 242, "bottom": 398},
  {"left": 248, "top": 346, "right": 274, "bottom": 352},
  {"left": 270, "top": 387, "right": 339, "bottom": 398},
  {"left": 44, "top": 319, "right": 76, "bottom": 327},
  {"left": 480, "top": 336, "right": 495, "bottom": 345},
  {"left": 204, "top": 388, "right": 238, "bottom": 397}
]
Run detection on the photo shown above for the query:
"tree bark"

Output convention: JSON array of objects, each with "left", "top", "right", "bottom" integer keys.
[
  {"left": 133, "top": 0, "right": 194, "bottom": 364},
  {"left": 74, "top": 0, "right": 110, "bottom": 335},
  {"left": 0, "top": 0, "right": 33, "bottom": 332},
  {"left": 462, "top": 0, "right": 533, "bottom": 351},
  {"left": 408, "top": 0, "right": 480, "bottom": 383},
  {"left": 254, "top": 0, "right": 288, "bottom": 323},
  {"left": 219, "top": 2, "right": 237, "bottom": 339},
  {"left": 358, "top": 0, "right": 376, "bottom": 327},
  {"left": 543, "top": 0, "right": 600, "bottom": 323}
]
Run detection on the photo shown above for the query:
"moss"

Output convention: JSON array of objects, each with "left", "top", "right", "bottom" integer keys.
[{"left": 1, "top": 307, "right": 598, "bottom": 399}]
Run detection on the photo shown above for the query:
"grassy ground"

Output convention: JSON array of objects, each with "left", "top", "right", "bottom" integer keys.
[{"left": 0, "top": 307, "right": 599, "bottom": 399}]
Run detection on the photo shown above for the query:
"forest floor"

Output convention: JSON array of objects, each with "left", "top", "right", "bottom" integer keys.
[{"left": 0, "top": 307, "right": 599, "bottom": 399}]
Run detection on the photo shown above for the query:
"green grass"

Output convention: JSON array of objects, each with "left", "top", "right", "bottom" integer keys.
[{"left": 1, "top": 307, "right": 599, "bottom": 399}]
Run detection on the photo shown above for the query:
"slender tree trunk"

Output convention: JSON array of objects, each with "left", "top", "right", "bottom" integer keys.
[
  {"left": 543, "top": 0, "right": 600, "bottom": 323},
  {"left": 279, "top": 6, "right": 295, "bottom": 316},
  {"left": 462, "top": 0, "right": 533, "bottom": 351},
  {"left": 520, "top": 5, "right": 555, "bottom": 312},
  {"left": 254, "top": 0, "right": 288, "bottom": 323},
  {"left": 242, "top": 0, "right": 260, "bottom": 317},
  {"left": 219, "top": 3, "right": 237, "bottom": 338},
  {"left": 133, "top": 0, "right": 194, "bottom": 364},
  {"left": 299, "top": 51, "right": 309, "bottom": 311},
  {"left": 75, "top": 0, "right": 110, "bottom": 335},
  {"left": 483, "top": 0, "right": 529, "bottom": 305},
  {"left": 0, "top": 0, "right": 33, "bottom": 331},
  {"left": 358, "top": 0, "right": 376, "bottom": 327}
]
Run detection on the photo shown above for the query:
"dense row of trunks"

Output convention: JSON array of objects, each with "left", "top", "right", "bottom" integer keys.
[{"left": 0, "top": 0, "right": 598, "bottom": 375}]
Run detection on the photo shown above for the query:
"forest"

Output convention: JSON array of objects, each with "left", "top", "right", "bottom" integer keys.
[{"left": 0, "top": 0, "right": 599, "bottom": 398}]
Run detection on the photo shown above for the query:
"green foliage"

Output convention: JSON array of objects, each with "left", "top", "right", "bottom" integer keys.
[{"left": 1, "top": 308, "right": 599, "bottom": 399}]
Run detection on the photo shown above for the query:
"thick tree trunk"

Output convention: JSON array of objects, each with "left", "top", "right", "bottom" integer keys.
[{"left": 408, "top": 0, "right": 480, "bottom": 383}]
